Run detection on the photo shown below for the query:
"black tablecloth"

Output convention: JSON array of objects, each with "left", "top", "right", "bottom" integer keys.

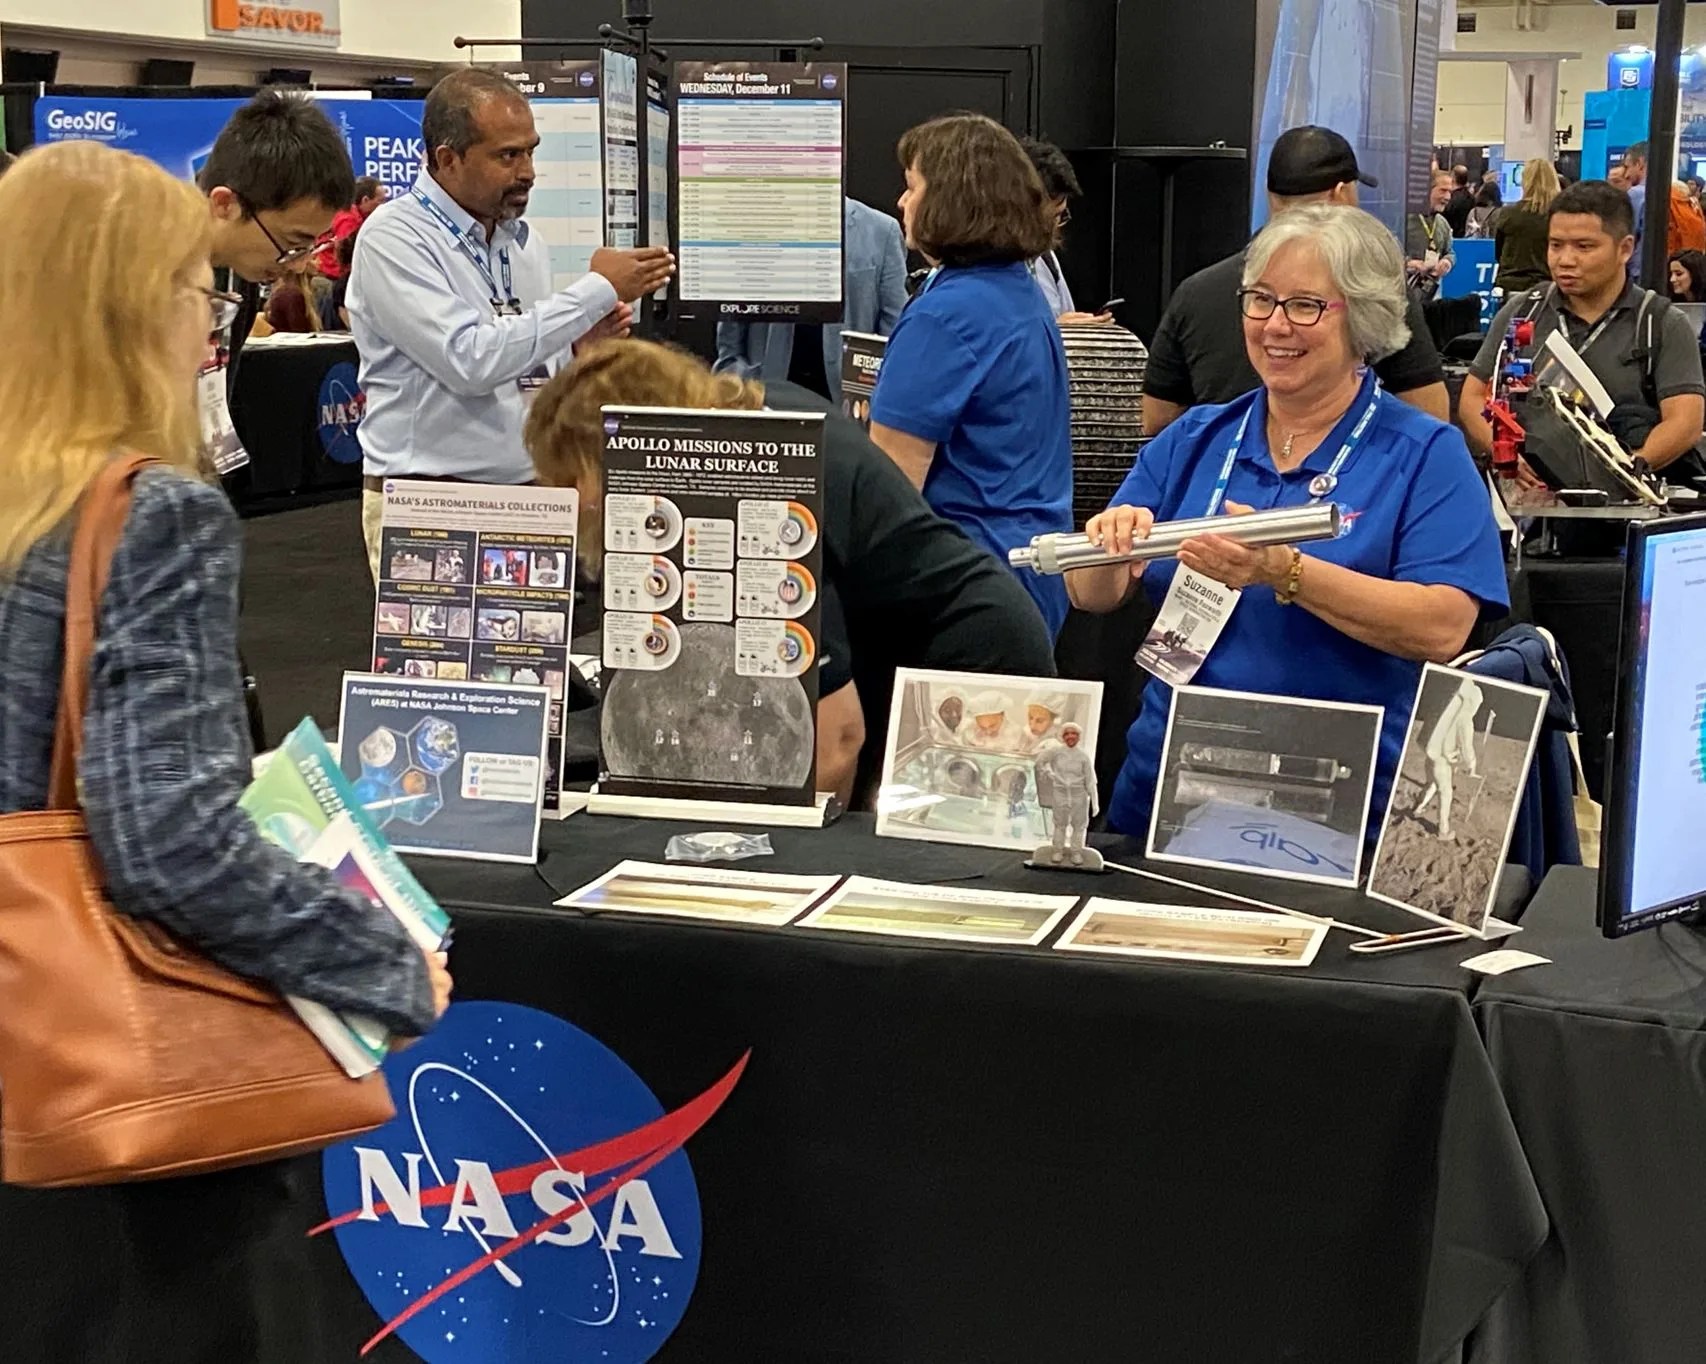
[
  {"left": 228, "top": 338, "right": 364, "bottom": 508},
  {"left": 1470, "top": 866, "right": 1706, "bottom": 1364},
  {"left": 296, "top": 814, "right": 1546, "bottom": 1364}
]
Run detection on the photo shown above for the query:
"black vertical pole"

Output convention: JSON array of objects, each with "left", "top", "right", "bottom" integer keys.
[{"left": 1642, "top": 0, "right": 1686, "bottom": 290}]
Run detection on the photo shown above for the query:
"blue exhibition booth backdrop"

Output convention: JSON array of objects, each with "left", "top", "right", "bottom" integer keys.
[{"left": 32, "top": 95, "right": 426, "bottom": 189}]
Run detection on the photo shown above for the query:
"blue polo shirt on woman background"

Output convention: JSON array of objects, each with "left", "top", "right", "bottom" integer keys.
[
  {"left": 1105, "top": 370, "right": 1510, "bottom": 838},
  {"left": 870, "top": 261, "right": 1075, "bottom": 636}
]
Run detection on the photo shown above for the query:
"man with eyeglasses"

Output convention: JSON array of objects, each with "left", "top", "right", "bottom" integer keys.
[
  {"left": 1020, "top": 137, "right": 1109, "bottom": 323},
  {"left": 1143, "top": 126, "right": 1449, "bottom": 436},
  {"left": 349, "top": 68, "right": 674, "bottom": 579},
  {"left": 198, "top": 90, "right": 357, "bottom": 397}
]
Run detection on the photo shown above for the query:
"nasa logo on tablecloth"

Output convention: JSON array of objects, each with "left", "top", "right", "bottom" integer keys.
[
  {"left": 318, "top": 1001, "right": 747, "bottom": 1363},
  {"left": 318, "top": 360, "right": 367, "bottom": 465}
]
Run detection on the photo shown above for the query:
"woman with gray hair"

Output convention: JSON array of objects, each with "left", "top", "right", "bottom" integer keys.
[{"left": 1068, "top": 204, "right": 1508, "bottom": 839}]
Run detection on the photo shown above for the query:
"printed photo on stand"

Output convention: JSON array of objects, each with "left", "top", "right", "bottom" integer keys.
[
  {"left": 1055, "top": 898, "right": 1328, "bottom": 968},
  {"left": 875, "top": 669, "right": 1105, "bottom": 854},
  {"left": 1366, "top": 664, "right": 1548, "bottom": 936},
  {"left": 1146, "top": 686, "right": 1383, "bottom": 888}
]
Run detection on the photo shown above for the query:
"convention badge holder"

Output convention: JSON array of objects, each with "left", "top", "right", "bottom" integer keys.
[
  {"left": 1135, "top": 569, "right": 1240, "bottom": 687},
  {"left": 583, "top": 786, "right": 841, "bottom": 829},
  {"left": 198, "top": 357, "right": 250, "bottom": 476}
]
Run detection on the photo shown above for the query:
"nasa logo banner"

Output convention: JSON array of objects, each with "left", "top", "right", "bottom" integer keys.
[
  {"left": 318, "top": 1001, "right": 746, "bottom": 1362},
  {"left": 317, "top": 360, "right": 366, "bottom": 465}
]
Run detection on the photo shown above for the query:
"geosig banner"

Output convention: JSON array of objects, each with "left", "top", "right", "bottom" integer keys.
[{"left": 32, "top": 96, "right": 427, "bottom": 191}]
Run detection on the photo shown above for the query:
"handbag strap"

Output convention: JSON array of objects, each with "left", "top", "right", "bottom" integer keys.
[{"left": 47, "top": 454, "right": 162, "bottom": 810}]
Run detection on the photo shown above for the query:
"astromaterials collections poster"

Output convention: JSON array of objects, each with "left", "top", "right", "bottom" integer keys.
[
  {"left": 598, "top": 405, "right": 827, "bottom": 805},
  {"left": 672, "top": 61, "right": 847, "bottom": 322},
  {"left": 370, "top": 480, "right": 579, "bottom": 808}
]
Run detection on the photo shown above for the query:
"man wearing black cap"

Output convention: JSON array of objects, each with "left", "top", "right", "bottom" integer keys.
[{"left": 1144, "top": 126, "right": 1448, "bottom": 436}]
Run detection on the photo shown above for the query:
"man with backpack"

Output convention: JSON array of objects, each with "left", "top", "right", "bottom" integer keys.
[{"left": 1459, "top": 180, "right": 1705, "bottom": 477}]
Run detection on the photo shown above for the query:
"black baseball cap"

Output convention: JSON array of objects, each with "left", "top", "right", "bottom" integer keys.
[{"left": 1267, "top": 126, "right": 1379, "bottom": 196}]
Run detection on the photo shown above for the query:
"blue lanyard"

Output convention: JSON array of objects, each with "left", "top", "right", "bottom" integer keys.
[
  {"left": 1204, "top": 382, "right": 1383, "bottom": 517},
  {"left": 411, "top": 189, "right": 515, "bottom": 308}
]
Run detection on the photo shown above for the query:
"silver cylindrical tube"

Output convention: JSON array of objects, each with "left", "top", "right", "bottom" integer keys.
[{"left": 1009, "top": 503, "right": 1341, "bottom": 574}]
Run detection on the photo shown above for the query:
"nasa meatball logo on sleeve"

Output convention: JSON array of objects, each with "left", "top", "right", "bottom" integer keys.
[{"left": 318, "top": 1001, "right": 746, "bottom": 1362}]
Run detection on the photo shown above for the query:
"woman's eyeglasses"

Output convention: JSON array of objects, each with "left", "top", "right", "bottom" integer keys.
[
  {"left": 1237, "top": 288, "right": 1345, "bottom": 327},
  {"left": 197, "top": 287, "right": 245, "bottom": 333}
]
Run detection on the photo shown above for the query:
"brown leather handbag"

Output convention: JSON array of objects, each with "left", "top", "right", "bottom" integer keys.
[{"left": 0, "top": 454, "right": 395, "bottom": 1188}]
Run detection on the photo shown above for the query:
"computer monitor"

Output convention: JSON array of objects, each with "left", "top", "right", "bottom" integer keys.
[{"left": 1598, "top": 512, "right": 1706, "bottom": 936}]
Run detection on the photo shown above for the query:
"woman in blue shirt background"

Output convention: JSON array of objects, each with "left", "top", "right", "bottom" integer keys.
[
  {"left": 869, "top": 113, "right": 1076, "bottom": 638},
  {"left": 1067, "top": 205, "right": 1509, "bottom": 839}
]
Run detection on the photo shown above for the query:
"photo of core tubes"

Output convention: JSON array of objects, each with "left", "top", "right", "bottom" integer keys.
[{"left": 1149, "top": 686, "right": 1383, "bottom": 888}]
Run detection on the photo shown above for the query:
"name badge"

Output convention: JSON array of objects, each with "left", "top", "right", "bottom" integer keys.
[
  {"left": 197, "top": 351, "right": 250, "bottom": 476},
  {"left": 1135, "top": 568, "right": 1241, "bottom": 688},
  {"left": 518, "top": 364, "right": 550, "bottom": 408}
]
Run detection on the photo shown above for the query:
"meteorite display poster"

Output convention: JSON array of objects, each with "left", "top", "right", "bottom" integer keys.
[
  {"left": 840, "top": 331, "right": 886, "bottom": 430},
  {"left": 371, "top": 481, "right": 579, "bottom": 809},
  {"left": 599, "top": 405, "right": 826, "bottom": 805},
  {"left": 337, "top": 673, "right": 550, "bottom": 864}
]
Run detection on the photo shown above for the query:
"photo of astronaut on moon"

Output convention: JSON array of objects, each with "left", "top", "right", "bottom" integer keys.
[
  {"left": 1367, "top": 664, "right": 1547, "bottom": 935},
  {"left": 876, "top": 669, "right": 1105, "bottom": 853},
  {"left": 1148, "top": 686, "right": 1383, "bottom": 888}
]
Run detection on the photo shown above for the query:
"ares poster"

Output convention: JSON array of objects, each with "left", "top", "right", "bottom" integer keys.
[
  {"left": 598, "top": 406, "right": 826, "bottom": 805},
  {"left": 371, "top": 481, "right": 578, "bottom": 809}
]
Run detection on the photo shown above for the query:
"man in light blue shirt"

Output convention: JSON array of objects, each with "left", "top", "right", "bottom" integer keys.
[
  {"left": 1624, "top": 142, "right": 1648, "bottom": 274},
  {"left": 712, "top": 198, "right": 907, "bottom": 403},
  {"left": 350, "top": 68, "right": 674, "bottom": 576}
]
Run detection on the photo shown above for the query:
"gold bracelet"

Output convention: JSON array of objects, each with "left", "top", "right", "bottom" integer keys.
[{"left": 1274, "top": 548, "right": 1304, "bottom": 606}]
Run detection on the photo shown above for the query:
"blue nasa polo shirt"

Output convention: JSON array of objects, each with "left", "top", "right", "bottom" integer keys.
[
  {"left": 1105, "top": 369, "right": 1510, "bottom": 839},
  {"left": 870, "top": 260, "right": 1075, "bottom": 636}
]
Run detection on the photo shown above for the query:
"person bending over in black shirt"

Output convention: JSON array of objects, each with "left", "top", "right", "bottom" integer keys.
[
  {"left": 523, "top": 340, "right": 1058, "bottom": 804},
  {"left": 1144, "top": 125, "right": 1449, "bottom": 436}
]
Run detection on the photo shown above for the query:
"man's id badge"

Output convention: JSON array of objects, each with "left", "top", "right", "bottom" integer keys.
[
  {"left": 519, "top": 363, "right": 550, "bottom": 408},
  {"left": 1134, "top": 568, "right": 1240, "bottom": 687},
  {"left": 197, "top": 357, "right": 249, "bottom": 477}
]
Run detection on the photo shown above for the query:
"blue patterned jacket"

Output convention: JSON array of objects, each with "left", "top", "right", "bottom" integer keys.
[{"left": 0, "top": 467, "right": 435, "bottom": 1035}]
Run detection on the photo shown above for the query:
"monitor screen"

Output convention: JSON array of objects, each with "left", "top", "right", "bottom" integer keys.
[{"left": 1599, "top": 513, "right": 1706, "bottom": 936}]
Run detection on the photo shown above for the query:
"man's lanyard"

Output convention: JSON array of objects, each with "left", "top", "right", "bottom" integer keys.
[
  {"left": 411, "top": 188, "right": 518, "bottom": 312},
  {"left": 1204, "top": 380, "right": 1383, "bottom": 517},
  {"left": 1419, "top": 215, "right": 1441, "bottom": 252}
]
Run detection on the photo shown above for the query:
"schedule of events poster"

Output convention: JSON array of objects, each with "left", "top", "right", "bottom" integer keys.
[
  {"left": 672, "top": 61, "right": 847, "bottom": 322},
  {"left": 840, "top": 331, "right": 886, "bottom": 430},
  {"left": 371, "top": 480, "right": 578, "bottom": 809},
  {"left": 598, "top": 405, "right": 826, "bottom": 805}
]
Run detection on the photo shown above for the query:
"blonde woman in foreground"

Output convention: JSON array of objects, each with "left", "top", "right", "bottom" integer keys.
[{"left": 0, "top": 141, "right": 448, "bottom": 1363}]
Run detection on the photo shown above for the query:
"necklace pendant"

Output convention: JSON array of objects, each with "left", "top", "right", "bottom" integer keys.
[{"left": 1282, "top": 433, "right": 1295, "bottom": 459}]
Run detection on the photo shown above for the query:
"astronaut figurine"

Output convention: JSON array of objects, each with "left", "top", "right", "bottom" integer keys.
[{"left": 1031, "top": 722, "right": 1103, "bottom": 871}]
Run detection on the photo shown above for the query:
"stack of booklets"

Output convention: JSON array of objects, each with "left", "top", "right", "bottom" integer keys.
[{"left": 241, "top": 719, "right": 451, "bottom": 1078}]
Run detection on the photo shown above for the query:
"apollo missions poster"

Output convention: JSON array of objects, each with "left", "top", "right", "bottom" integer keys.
[{"left": 599, "top": 406, "right": 827, "bottom": 805}]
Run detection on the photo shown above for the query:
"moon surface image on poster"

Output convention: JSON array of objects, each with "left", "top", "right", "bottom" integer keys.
[{"left": 602, "top": 623, "right": 814, "bottom": 788}]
